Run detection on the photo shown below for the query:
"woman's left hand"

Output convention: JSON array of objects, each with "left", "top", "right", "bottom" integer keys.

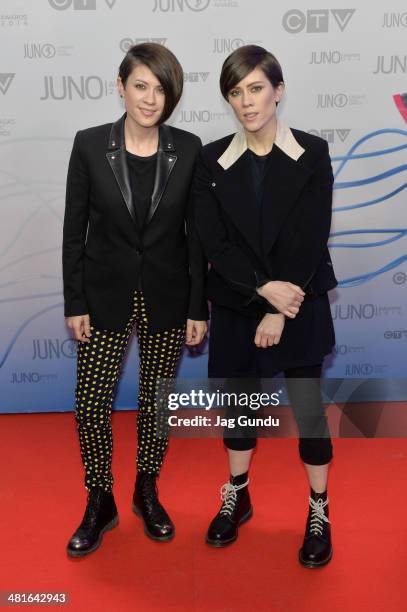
[
  {"left": 254, "top": 313, "right": 285, "bottom": 349},
  {"left": 186, "top": 319, "right": 208, "bottom": 346}
]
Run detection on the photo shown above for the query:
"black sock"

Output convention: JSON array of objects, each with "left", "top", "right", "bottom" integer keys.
[
  {"left": 310, "top": 487, "right": 328, "bottom": 501},
  {"left": 230, "top": 471, "right": 249, "bottom": 487}
]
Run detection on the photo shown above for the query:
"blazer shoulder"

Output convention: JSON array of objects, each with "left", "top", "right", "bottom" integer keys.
[
  {"left": 201, "top": 133, "right": 235, "bottom": 160},
  {"left": 291, "top": 128, "right": 328, "bottom": 155},
  {"left": 74, "top": 122, "right": 112, "bottom": 150},
  {"left": 169, "top": 125, "right": 202, "bottom": 150}
]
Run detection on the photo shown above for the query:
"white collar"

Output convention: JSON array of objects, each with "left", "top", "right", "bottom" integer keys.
[{"left": 217, "top": 120, "right": 305, "bottom": 170}]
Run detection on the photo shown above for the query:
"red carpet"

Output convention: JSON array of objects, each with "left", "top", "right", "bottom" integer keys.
[{"left": 1, "top": 411, "right": 406, "bottom": 611}]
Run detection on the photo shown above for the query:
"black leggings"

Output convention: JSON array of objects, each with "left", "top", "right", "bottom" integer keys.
[
  {"left": 222, "top": 364, "right": 333, "bottom": 465},
  {"left": 208, "top": 304, "right": 333, "bottom": 466}
]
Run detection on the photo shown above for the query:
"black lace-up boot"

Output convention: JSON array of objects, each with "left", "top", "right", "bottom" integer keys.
[
  {"left": 132, "top": 473, "right": 174, "bottom": 542},
  {"left": 299, "top": 488, "right": 332, "bottom": 568},
  {"left": 67, "top": 487, "right": 118, "bottom": 557},
  {"left": 206, "top": 471, "right": 253, "bottom": 547}
]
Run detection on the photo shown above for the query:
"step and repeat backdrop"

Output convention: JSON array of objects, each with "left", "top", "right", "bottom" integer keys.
[{"left": 1, "top": 0, "right": 406, "bottom": 412}]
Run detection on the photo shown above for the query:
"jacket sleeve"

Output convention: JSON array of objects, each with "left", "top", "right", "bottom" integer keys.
[
  {"left": 276, "top": 140, "right": 334, "bottom": 290},
  {"left": 185, "top": 139, "right": 209, "bottom": 321},
  {"left": 62, "top": 130, "right": 90, "bottom": 317},
  {"left": 192, "top": 147, "right": 278, "bottom": 310}
]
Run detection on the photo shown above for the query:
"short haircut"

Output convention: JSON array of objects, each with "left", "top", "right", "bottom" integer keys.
[
  {"left": 118, "top": 43, "right": 184, "bottom": 123},
  {"left": 220, "top": 44, "right": 284, "bottom": 103}
]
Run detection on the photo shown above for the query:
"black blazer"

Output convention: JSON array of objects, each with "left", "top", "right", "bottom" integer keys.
[
  {"left": 63, "top": 113, "right": 208, "bottom": 332},
  {"left": 192, "top": 124, "right": 338, "bottom": 317}
]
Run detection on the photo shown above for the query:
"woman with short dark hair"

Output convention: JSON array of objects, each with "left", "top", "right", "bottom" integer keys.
[
  {"left": 193, "top": 45, "right": 337, "bottom": 568},
  {"left": 63, "top": 43, "right": 208, "bottom": 557}
]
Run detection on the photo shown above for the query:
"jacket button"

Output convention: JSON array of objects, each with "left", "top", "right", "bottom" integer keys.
[{"left": 211, "top": 182, "right": 216, "bottom": 187}]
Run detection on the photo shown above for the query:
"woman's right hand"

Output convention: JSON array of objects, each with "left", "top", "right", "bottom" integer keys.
[
  {"left": 256, "top": 281, "right": 305, "bottom": 318},
  {"left": 66, "top": 314, "right": 92, "bottom": 343}
]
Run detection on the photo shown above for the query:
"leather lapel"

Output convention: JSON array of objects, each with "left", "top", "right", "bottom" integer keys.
[
  {"left": 214, "top": 150, "right": 263, "bottom": 259},
  {"left": 260, "top": 145, "right": 312, "bottom": 254},
  {"left": 145, "top": 123, "right": 177, "bottom": 224},
  {"left": 105, "top": 113, "right": 136, "bottom": 225}
]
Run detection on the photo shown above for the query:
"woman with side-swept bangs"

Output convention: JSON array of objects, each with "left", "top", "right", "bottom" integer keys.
[
  {"left": 63, "top": 43, "right": 208, "bottom": 557},
  {"left": 193, "top": 45, "right": 337, "bottom": 568}
]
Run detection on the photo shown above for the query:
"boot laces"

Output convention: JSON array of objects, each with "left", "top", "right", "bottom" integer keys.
[
  {"left": 309, "top": 496, "right": 330, "bottom": 536},
  {"left": 219, "top": 479, "right": 249, "bottom": 517}
]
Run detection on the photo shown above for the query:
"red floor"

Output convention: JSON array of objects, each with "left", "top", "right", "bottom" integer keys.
[{"left": 1, "top": 411, "right": 407, "bottom": 611}]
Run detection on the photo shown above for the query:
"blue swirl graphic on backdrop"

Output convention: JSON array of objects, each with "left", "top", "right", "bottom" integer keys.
[
  {"left": 0, "top": 303, "right": 63, "bottom": 369},
  {"left": 329, "top": 228, "right": 407, "bottom": 248},
  {"left": 330, "top": 128, "right": 407, "bottom": 287},
  {"left": 0, "top": 139, "right": 68, "bottom": 370}
]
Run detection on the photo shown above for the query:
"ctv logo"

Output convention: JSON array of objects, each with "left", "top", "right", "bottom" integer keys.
[
  {"left": 308, "top": 129, "right": 351, "bottom": 143},
  {"left": 282, "top": 9, "right": 355, "bottom": 33},
  {"left": 48, "top": 0, "right": 116, "bottom": 9}
]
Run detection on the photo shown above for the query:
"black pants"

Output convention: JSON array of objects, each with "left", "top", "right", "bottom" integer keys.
[
  {"left": 208, "top": 304, "right": 333, "bottom": 465},
  {"left": 74, "top": 291, "right": 185, "bottom": 492}
]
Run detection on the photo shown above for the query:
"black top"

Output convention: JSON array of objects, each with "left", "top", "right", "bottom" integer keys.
[
  {"left": 248, "top": 148, "right": 274, "bottom": 306},
  {"left": 126, "top": 150, "right": 157, "bottom": 230},
  {"left": 249, "top": 148, "right": 272, "bottom": 206}
]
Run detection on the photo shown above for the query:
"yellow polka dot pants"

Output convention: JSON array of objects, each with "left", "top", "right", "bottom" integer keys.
[{"left": 74, "top": 291, "right": 186, "bottom": 492}]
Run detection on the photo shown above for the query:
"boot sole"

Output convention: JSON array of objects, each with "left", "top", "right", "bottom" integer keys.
[
  {"left": 66, "top": 514, "right": 119, "bottom": 558},
  {"left": 205, "top": 506, "right": 253, "bottom": 548},
  {"left": 298, "top": 546, "right": 333, "bottom": 569},
  {"left": 132, "top": 501, "right": 175, "bottom": 542}
]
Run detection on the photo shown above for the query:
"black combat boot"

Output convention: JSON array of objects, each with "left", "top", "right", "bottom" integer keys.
[
  {"left": 299, "top": 488, "right": 332, "bottom": 568},
  {"left": 132, "top": 473, "right": 174, "bottom": 542},
  {"left": 206, "top": 471, "right": 253, "bottom": 547},
  {"left": 67, "top": 487, "right": 118, "bottom": 557}
]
